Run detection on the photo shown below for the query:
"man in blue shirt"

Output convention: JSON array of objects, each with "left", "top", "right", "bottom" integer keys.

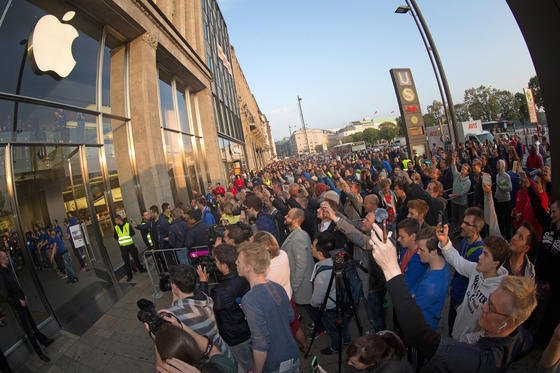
[
  {"left": 196, "top": 197, "right": 216, "bottom": 226},
  {"left": 236, "top": 241, "right": 300, "bottom": 373},
  {"left": 48, "top": 230, "right": 78, "bottom": 283},
  {"left": 411, "top": 227, "right": 451, "bottom": 330},
  {"left": 396, "top": 218, "right": 427, "bottom": 290},
  {"left": 244, "top": 194, "right": 279, "bottom": 242}
]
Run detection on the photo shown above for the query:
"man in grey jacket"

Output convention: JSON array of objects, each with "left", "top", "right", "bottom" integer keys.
[{"left": 282, "top": 208, "right": 314, "bottom": 306}]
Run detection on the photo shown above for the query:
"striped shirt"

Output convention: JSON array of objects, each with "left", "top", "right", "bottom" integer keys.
[{"left": 169, "top": 292, "right": 233, "bottom": 360}]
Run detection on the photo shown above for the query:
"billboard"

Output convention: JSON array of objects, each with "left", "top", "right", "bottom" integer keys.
[
  {"left": 524, "top": 88, "right": 539, "bottom": 124},
  {"left": 390, "top": 68, "right": 427, "bottom": 157}
]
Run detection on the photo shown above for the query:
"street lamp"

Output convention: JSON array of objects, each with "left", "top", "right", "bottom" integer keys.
[{"left": 395, "top": 0, "right": 459, "bottom": 148}]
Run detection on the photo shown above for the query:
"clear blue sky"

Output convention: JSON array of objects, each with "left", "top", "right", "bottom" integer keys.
[{"left": 217, "top": 0, "right": 536, "bottom": 141}]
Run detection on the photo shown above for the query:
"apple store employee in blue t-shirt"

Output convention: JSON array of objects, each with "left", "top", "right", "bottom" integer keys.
[
  {"left": 49, "top": 230, "right": 79, "bottom": 283},
  {"left": 411, "top": 229, "right": 451, "bottom": 330}
]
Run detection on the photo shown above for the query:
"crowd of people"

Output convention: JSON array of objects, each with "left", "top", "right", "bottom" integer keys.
[{"left": 2, "top": 131, "right": 559, "bottom": 372}]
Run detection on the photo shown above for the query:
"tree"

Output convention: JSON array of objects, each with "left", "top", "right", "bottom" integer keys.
[
  {"left": 495, "top": 90, "right": 519, "bottom": 121},
  {"left": 514, "top": 92, "right": 529, "bottom": 122},
  {"left": 424, "top": 100, "right": 443, "bottom": 127},
  {"left": 454, "top": 103, "right": 470, "bottom": 122},
  {"left": 463, "top": 85, "right": 501, "bottom": 121},
  {"left": 379, "top": 124, "right": 399, "bottom": 142},
  {"left": 362, "top": 128, "right": 380, "bottom": 145},
  {"left": 528, "top": 75, "right": 544, "bottom": 109},
  {"left": 395, "top": 116, "right": 405, "bottom": 136}
]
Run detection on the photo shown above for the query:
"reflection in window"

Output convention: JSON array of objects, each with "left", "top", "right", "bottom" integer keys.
[
  {"left": 0, "top": 103, "right": 97, "bottom": 144},
  {"left": 158, "top": 77, "right": 177, "bottom": 130},
  {"left": 164, "top": 130, "right": 189, "bottom": 204},
  {"left": 0, "top": 0, "right": 101, "bottom": 109}
]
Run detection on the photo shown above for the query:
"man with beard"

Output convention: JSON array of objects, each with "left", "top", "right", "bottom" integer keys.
[{"left": 281, "top": 208, "right": 314, "bottom": 307}]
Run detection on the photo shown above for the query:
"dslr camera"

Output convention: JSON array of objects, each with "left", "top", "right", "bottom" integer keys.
[
  {"left": 208, "top": 224, "right": 226, "bottom": 247},
  {"left": 136, "top": 298, "right": 172, "bottom": 334}
]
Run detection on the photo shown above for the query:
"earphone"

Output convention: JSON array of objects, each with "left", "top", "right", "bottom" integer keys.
[{"left": 498, "top": 322, "right": 507, "bottom": 331}]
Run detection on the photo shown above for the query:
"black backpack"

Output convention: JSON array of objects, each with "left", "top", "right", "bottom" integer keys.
[{"left": 315, "top": 262, "right": 363, "bottom": 307}]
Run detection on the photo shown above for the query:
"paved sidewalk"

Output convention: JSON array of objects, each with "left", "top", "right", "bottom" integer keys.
[
  {"left": 14, "top": 271, "right": 542, "bottom": 372},
  {"left": 17, "top": 274, "right": 167, "bottom": 373}
]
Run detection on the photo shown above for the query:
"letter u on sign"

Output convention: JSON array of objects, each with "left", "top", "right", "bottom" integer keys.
[{"left": 397, "top": 71, "right": 411, "bottom": 86}]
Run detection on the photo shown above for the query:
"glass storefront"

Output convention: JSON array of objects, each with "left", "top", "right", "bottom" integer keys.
[
  {"left": 0, "top": 0, "right": 136, "bottom": 356},
  {"left": 158, "top": 70, "right": 205, "bottom": 202},
  {"left": 218, "top": 136, "right": 247, "bottom": 180}
]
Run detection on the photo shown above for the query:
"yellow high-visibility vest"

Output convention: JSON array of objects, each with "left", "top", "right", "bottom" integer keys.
[
  {"left": 115, "top": 223, "right": 134, "bottom": 246},
  {"left": 147, "top": 233, "right": 153, "bottom": 246}
]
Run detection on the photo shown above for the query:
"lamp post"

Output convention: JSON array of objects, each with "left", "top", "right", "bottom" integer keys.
[{"left": 395, "top": 1, "right": 459, "bottom": 148}]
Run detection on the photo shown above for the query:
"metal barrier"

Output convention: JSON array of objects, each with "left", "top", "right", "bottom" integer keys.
[{"left": 141, "top": 246, "right": 217, "bottom": 299}]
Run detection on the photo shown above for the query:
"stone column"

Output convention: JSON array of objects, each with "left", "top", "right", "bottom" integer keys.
[{"left": 128, "top": 33, "right": 174, "bottom": 208}]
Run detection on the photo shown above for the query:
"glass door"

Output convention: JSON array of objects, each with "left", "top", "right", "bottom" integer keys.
[
  {"left": 12, "top": 145, "right": 114, "bottom": 332},
  {"left": 1, "top": 145, "right": 50, "bottom": 353}
]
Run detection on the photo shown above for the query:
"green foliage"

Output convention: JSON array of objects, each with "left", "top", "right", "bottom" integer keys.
[
  {"left": 514, "top": 92, "right": 529, "bottom": 121},
  {"left": 454, "top": 103, "right": 470, "bottom": 121},
  {"left": 424, "top": 100, "right": 443, "bottom": 127},
  {"left": 528, "top": 76, "right": 544, "bottom": 109},
  {"left": 379, "top": 124, "right": 399, "bottom": 142},
  {"left": 362, "top": 128, "right": 380, "bottom": 145},
  {"left": 462, "top": 85, "right": 521, "bottom": 121}
]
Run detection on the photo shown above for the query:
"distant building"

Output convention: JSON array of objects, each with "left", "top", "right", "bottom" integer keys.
[
  {"left": 275, "top": 138, "right": 292, "bottom": 158},
  {"left": 290, "top": 128, "right": 333, "bottom": 155}
]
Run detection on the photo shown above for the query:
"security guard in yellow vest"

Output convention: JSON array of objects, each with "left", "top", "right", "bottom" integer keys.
[{"left": 113, "top": 215, "right": 145, "bottom": 281}]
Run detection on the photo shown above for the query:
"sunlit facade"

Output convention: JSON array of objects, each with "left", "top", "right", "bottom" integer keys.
[{"left": 0, "top": 0, "right": 260, "bottom": 366}]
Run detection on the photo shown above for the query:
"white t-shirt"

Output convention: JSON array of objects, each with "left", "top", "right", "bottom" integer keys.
[{"left": 266, "top": 249, "right": 292, "bottom": 299}]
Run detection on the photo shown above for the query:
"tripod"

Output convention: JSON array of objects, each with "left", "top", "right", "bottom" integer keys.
[{"left": 305, "top": 264, "right": 364, "bottom": 372}]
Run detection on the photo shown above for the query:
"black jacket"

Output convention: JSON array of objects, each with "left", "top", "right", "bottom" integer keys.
[
  {"left": 157, "top": 214, "right": 171, "bottom": 249},
  {"left": 185, "top": 222, "right": 209, "bottom": 248},
  {"left": 148, "top": 218, "right": 159, "bottom": 249},
  {"left": 136, "top": 220, "right": 152, "bottom": 248},
  {"left": 199, "top": 273, "right": 251, "bottom": 346},
  {"left": 0, "top": 266, "right": 25, "bottom": 308},
  {"left": 168, "top": 219, "right": 189, "bottom": 248}
]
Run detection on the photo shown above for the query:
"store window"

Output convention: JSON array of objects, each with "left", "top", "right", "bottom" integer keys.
[
  {"left": 158, "top": 71, "right": 202, "bottom": 203},
  {"left": 0, "top": 1, "right": 101, "bottom": 109}
]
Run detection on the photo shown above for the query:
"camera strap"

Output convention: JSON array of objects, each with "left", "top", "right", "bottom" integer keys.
[{"left": 202, "top": 335, "right": 214, "bottom": 359}]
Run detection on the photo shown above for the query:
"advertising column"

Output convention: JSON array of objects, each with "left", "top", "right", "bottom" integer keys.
[{"left": 390, "top": 68, "right": 428, "bottom": 158}]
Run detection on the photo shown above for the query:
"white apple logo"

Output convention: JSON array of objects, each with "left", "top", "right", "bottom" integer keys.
[{"left": 28, "top": 11, "right": 79, "bottom": 79}]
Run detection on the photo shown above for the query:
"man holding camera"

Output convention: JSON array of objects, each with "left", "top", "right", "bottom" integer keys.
[
  {"left": 166, "top": 264, "right": 232, "bottom": 360},
  {"left": 310, "top": 232, "right": 352, "bottom": 355}
]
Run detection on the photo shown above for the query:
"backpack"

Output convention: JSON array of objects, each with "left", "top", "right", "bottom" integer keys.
[{"left": 315, "top": 262, "right": 363, "bottom": 307}]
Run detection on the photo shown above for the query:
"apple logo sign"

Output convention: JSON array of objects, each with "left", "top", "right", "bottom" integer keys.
[{"left": 28, "top": 11, "right": 79, "bottom": 79}]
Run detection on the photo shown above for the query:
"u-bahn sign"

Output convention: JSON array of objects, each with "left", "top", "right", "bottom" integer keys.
[{"left": 390, "top": 68, "right": 427, "bottom": 157}]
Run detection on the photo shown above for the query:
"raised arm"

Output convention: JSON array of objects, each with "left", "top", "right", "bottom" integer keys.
[
  {"left": 483, "top": 183, "right": 502, "bottom": 238},
  {"left": 436, "top": 224, "right": 477, "bottom": 277}
]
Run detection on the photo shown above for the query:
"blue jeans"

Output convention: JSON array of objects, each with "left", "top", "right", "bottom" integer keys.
[
  {"left": 367, "top": 289, "right": 387, "bottom": 331},
  {"left": 175, "top": 249, "right": 189, "bottom": 265},
  {"left": 61, "top": 252, "right": 77, "bottom": 279},
  {"left": 321, "top": 310, "right": 350, "bottom": 351}
]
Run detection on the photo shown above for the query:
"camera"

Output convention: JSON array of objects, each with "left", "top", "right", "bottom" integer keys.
[
  {"left": 329, "top": 248, "right": 350, "bottom": 270},
  {"left": 159, "top": 274, "right": 172, "bottom": 292},
  {"left": 208, "top": 224, "right": 226, "bottom": 247},
  {"left": 136, "top": 298, "right": 171, "bottom": 334}
]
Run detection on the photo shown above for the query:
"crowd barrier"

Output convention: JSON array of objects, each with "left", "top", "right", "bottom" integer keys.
[{"left": 141, "top": 246, "right": 217, "bottom": 299}]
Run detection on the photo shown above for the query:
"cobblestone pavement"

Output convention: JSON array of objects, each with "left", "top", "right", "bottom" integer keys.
[{"left": 14, "top": 272, "right": 542, "bottom": 372}]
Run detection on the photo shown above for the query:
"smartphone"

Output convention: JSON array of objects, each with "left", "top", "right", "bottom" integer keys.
[
  {"left": 310, "top": 356, "right": 319, "bottom": 373},
  {"left": 382, "top": 221, "right": 387, "bottom": 243},
  {"left": 437, "top": 212, "right": 444, "bottom": 233}
]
